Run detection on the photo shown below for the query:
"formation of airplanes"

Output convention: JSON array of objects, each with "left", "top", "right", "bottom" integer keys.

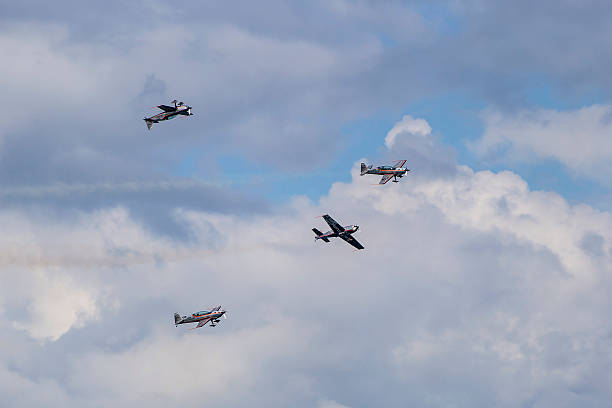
[{"left": 147, "top": 100, "right": 410, "bottom": 328}]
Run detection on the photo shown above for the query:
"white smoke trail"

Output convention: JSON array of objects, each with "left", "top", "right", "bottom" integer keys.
[
  {"left": 0, "top": 243, "right": 267, "bottom": 269},
  {"left": 0, "top": 180, "right": 221, "bottom": 198}
]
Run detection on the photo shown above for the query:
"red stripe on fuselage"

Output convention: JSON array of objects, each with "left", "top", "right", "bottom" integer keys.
[{"left": 192, "top": 312, "right": 222, "bottom": 320}]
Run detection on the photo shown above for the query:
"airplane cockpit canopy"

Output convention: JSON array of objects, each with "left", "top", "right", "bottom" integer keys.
[{"left": 380, "top": 166, "right": 393, "bottom": 170}]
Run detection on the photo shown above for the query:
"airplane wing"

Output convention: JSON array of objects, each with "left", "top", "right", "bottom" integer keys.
[
  {"left": 340, "top": 234, "right": 364, "bottom": 250},
  {"left": 391, "top": 160, "right": 406, "bottom": 168},
  {"left": 196, "top": 318, "right": 212, "bottom": 328},
  {"left": 322, "top": 214, "right": 344, "bottom": 234},
  {"left": 379, "top": 174, "right": 394, "bottom": 184},
  {"left": 157, "top": 104, "right": 176, "bottom": 112}
]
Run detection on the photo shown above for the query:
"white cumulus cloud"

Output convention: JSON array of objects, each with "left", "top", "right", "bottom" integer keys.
[
  {"left": 12, "top": 271, "right": 101, "bottom": 341},
  {"left": 474, "top": 104, "right": 612, "bottom": 182},
  {"left": 385, "top": 114, "right": 432, "bottom": 149}
]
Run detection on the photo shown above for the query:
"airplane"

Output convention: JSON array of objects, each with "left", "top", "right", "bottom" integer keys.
[
  {"left": 312, "top": 214, "right": 364, "bottom": 250},
  {"left": 144, "top": 100, "right": 193, "bottom": 130},
  {"left": 174, "top": 306, "right": 227, "bottom": 329},
  {"left": 360, "top": 160, "right": 409, "bottom": 184}
]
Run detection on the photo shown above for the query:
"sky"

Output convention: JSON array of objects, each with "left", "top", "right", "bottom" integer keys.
[{"left": 2, "top": 1, "right": 612, "bottom": 407}]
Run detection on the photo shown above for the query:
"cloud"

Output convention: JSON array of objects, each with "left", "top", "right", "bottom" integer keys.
[
  {"left": 12, "top": 270, "right": 102, "bottom": 341},
  {"left": 317, "top": 400, "right": 351, "bottom": 408},
  {"left": 0, "top": 180, "right": 220, "bottom": 199},
  {"left": 446, "top": 1, "right": 612, "bottom": 99},
  {"left": 68, "top": 319, "right": 316, "bottom": 407},
  {"left": 384, "top": 114, "right": 432, "bottom": 149},
  {"left": 0, "top": 16, "right": 385, "bottom": 177},
  {"left": 0, "top": 364, "right": 70, "bottom": 407},
  {"left": 474, "top": 104, "right": 612, "bottom": 181},
  {"left": 4, "top": 0, "right": 612, "bottom": 207},
  {"left": 4, "top": 0, "right": 612, "bottom": 191},
  {"left": 381, "top": 116, "right": 456, "bottom": 178}
]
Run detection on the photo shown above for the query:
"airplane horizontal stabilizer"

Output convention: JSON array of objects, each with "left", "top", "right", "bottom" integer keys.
[{"left": 312, "top": 228, "right": 330, "bottom": 242}]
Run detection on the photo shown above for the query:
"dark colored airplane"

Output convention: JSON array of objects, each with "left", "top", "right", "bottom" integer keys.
[
  {"left": 174, "top": 306, "right": 227, "bottom": 329},
  {"left": 313, "top": 214, "right": 364, "bottom": 250},
  {"left": 360, "top": 160, "right": 409, "bottom": 184},
  {"left": 144, "top": 100, "right": 193, "bottom": 130}
]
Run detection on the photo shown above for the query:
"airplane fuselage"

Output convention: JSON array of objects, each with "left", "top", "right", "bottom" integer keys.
[
  {"left": 146, "top": 106, "right": 192, "bottom": 123},
  {"left": 315, "top": 225, "right": 359, "bottom": 240},
  {"left": 364, "top": 167, "right": 409, "bottom": 177}
]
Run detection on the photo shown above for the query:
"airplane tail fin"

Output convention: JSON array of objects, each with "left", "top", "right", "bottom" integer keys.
[
  {"left": 144, "top": 119, "right": 154, "bottom": 130},
  {"left": 174, "top": 313, "right": 182, "bottom": 325},
  {"left": 360, "top": 163, "right": 370, "bottom": 176},
  {"left": 312, "top": 228, "right": 330, "bottom": 242}
]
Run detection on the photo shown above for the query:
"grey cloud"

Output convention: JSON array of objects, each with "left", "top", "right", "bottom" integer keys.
[
  {"left": 0, "top": 180, "right": 219, "bottom": 198},
  {"left": 139, "top": 74, "right": 167, "bottom": 98},
  {"left": 472, "top": 105, "right": 612, "bottom": 185},
  {"left": 580, "top": 232, "right": 605, "bottom": 258},
  {"left": 0, "top": 180, "right": 268, "bottom": 240},
  {"left": 386, "top": 131, "right": 458, "bottom": 179},
  {"left": 363, "top": 114, "right": 458, "bottom": 179},
  {"left": 4, "top": 0, "right": 612, "bottom": 196}
]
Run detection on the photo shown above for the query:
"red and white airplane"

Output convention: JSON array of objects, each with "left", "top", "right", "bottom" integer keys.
[
  {"left": 174, "top": 306, "right": 227, "bottom": 329},
  {"left": 313, "top": 214, "right": 364, "bottom": 250},
  {"left": 360, "top": 160, "right": 409, "bottom": 184},
  {"left": 144, "top": 100, "right": 193, "bottom": 130}
]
